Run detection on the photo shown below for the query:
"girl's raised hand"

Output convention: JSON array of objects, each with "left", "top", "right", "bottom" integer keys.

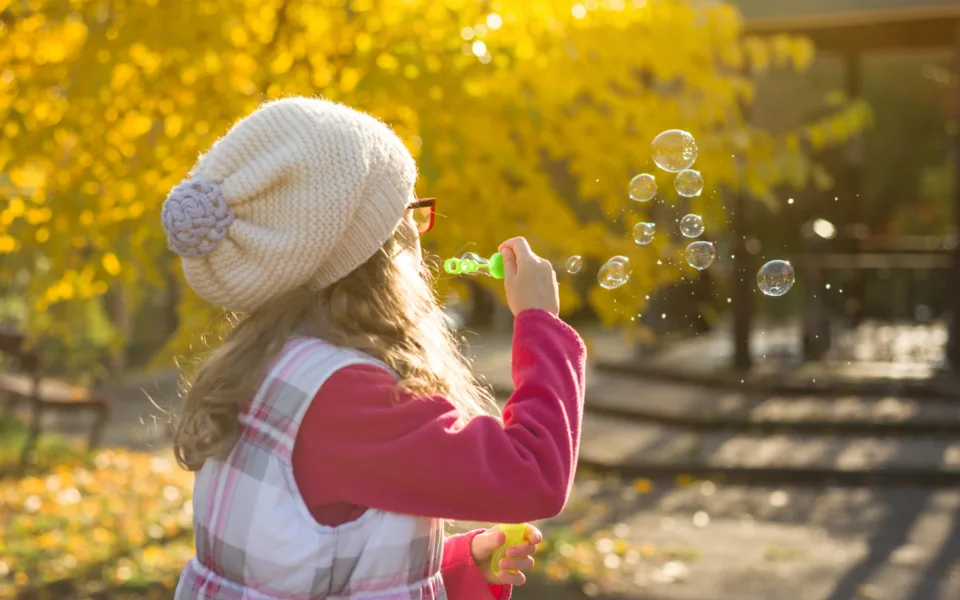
[
  {"left": 471, "top": 523, "right": 543, "bottom": 586},
  {"left": 498, "top": 237, "right": 559, "bottom": 317}
]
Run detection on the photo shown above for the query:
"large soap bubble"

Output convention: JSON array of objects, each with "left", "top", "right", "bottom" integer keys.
[
  {"left": 628, "top": 173, "right": 657, "bottom": 202},
  {"left": 685, "top": 241, "right": 715, "bottom": 270},
  {"left": 757, "top": 260, "right": 795, "bottom": 296},
  {"left": 679, "top": 214, "right": 704, "bottom": 238},
  {"left": 632, "top": 222, "right": 655, "bottom": 245},
  {"left": 598, "top": 256, "right": 631, "bottom": 289},
  {"left": 652, "top": 129, "right": 698, "bottom": 173},
  {"left": 675, "top": 169, "right": 703, "bottom": 197}
]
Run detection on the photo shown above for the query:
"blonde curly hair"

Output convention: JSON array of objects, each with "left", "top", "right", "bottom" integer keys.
[{"left": 173, "top": 225, "right": 501, "bottom": 471}]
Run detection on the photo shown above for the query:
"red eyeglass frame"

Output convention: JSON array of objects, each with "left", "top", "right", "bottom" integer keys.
[{"left": 408, "top": 198, "right": 436, "bottom": 234}]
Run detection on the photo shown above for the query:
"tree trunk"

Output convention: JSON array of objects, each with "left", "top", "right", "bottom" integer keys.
[
  {"left": 467, "top": 280, "right": 496, "bottom": 329},
  {"left": 105, "top": 286, "right": 131, "bottom": 376}
]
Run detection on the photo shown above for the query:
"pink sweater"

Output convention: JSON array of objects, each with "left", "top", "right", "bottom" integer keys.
[{"left": 291, "top": 309, "right": 587, "bottom": 598}]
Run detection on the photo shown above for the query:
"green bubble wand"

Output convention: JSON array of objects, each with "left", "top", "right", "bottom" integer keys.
[{"left": 443, "top": 252, "right": 505, "bottom": 279}]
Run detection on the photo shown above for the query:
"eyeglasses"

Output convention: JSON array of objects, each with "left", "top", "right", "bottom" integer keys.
[{"left": 408, "top": 198, "right": 435, "bottom": 234}]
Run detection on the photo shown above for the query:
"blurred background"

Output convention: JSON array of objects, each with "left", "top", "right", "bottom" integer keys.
[{"left": 0, "top": 0, "right": 958, "bottom": 598}]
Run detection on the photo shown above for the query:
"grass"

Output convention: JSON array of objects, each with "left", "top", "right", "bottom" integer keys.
[{"left": 0, "top": 412, "right": 94, "bottom": 475}]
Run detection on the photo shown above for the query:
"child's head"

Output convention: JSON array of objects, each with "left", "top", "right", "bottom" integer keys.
[{"left": 164, "top": 98, "right": 498, "bottom": 470}]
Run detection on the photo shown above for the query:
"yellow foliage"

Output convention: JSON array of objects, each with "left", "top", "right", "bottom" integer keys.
[
  {"left": 102, "top": 253, "right": 122, "bottom": 276},
  {"left": 0, "top": 0, "right": 868, "bottom": 365},
  {"left": 0, "top": 235, "right": 16, "bottom": 253},
  {"left": 0, "top": 444, "right": 194, "bottom": 595}
]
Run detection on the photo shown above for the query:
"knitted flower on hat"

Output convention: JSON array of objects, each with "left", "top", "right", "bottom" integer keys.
[{"left": 161, "top": 97, "right": 417, "bottom": 312}]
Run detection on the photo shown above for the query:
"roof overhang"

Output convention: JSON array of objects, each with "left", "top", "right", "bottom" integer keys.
[{"left": 744, "top": 5, "right": 960, "bottom": 51}]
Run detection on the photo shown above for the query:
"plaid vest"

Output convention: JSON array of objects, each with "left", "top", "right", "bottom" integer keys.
[{"left": 175, "top": 338, "right": 447, "bottom": 600}]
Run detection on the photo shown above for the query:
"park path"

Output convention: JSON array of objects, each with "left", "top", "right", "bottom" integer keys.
[
  {"left": 469, "top": 329, "right": 960, "bottom": 478},
  {"left": 27, "top": 326, "right": 960, "bottom": 599}
]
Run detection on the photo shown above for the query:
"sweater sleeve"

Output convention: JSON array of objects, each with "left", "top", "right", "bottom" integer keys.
[
  {"left": 291, "top": 309, "right": 587, "bottom": 523},
  {"left": 442, "top": 531, "right": 510, "bottom": 600}
]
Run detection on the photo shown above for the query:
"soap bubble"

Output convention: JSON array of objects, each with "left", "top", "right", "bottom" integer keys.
[
  {"left": 685, "top": 241, "right": 715, "bottom": 270},
  {"left": 461, "top": 252, "right": 491, "bottom": 276},
  {"left": 757, "top": 260, "right": 795, "bottom": 296},
  {"left": 598, "top": 256, "right": 631, "bottom": 289},
  {"left": 674, "top": 169, "right": 703, "bottom": 197},
  {"left": 628, "top": 173, "right": 657, "bottom": 202},
  {"left": 651, "top": 129, "right": 698, "bottom": 173},
  {"left": 633, "top": 222, "right": 656, "bottom": 245},
  {"left": 679, "top": 214, "right": 704, "bottom": 238},
  {"left": 565, "top": 255, "right": 583, "bottom": 274}
]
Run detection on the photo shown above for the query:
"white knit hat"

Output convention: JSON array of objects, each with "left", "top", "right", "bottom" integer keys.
[{"left": 161, "top": 97, "right": 417, "bottom": 312}]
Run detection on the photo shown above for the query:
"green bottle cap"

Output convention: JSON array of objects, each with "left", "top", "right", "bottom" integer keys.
[{"left": 488, "top": 252, "right": 505, "bottom": 279}]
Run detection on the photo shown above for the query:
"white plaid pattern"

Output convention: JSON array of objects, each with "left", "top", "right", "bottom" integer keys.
[{"left": 175, "top": 339, "right": 447, "bottom": 600}]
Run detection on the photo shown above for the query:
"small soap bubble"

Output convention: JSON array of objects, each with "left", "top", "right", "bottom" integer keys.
[
  {"left": 757, "top": 260, "right": 795, "bottom": 296},
  {"left": 679, "top": 214, "right": 704, "bottom": 238},
  {"left": 651, "top": 129, "right": 698, "bottom": 173},
  {"left": 565, "top": 255, "right": 583, "bottom": 274},
  {"left": 685, "top": 241, "right": 715, "bottom": 270},
  {"left": 461, "top": 251, "right": 490, "bottom": 276},
  {"left": 598, "top": 256, "right": 631, "bottom": 290},
  {"left": 674, "top": 169, "right": 703, "bottom": 197},
  {"left": 628, "top": 173, "right": 657, "bottom": 202},
  {"left": 632, "top": 222, "right": 655, "bottom": 245}
]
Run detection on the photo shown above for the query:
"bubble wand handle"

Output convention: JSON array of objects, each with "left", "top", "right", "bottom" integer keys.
[{"left": 442, "top": 252, "right": 505, "bottom": 279}]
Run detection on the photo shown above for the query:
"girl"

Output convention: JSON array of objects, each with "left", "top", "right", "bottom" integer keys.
[{"left": 162, "top": 97, "right": 586, "bottom": 600}]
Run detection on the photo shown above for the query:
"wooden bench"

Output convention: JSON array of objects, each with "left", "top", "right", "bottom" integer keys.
[{"left": 0, "top": 330, "right": 110, "bottom": 464}]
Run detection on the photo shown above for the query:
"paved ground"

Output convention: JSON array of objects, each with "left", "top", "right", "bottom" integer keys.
[
  {"left": 469, "top": 330, "right": 960, "bottom": 475},
  {"left": 515, "top": 481, "right": 960, "bottom": 600},
  {"left": 619, "top": 318, "right": 946, "bottom": 377},
  {"left": 20, "top": 327, "right": 960, "bottom": 599},
  {"left": 38, "top": 359, "right": 960, "bottom": 475},
  {"left": 582, "top": 373, "right": 960, "bottom": 425},
  {"left": 579, "top": 415, "right": 960, "bottom": 472}
]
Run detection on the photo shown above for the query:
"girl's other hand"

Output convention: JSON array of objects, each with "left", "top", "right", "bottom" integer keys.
[
  {"left": 498, "top": 237, "right": 559, "bottom": 317},
  {"left": 471, "top": 523, "right": 543, "bottom": 586}
]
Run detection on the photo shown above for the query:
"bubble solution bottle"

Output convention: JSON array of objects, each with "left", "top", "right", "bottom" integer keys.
[{"left": 490, "top": 523, "right": 527, "bottom": 576}]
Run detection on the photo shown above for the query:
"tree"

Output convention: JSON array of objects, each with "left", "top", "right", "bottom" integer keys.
[
  {"left": 871, "top": 57, "right": 955, "bottom": 237},
  {"left": 0, "top": 0, "right": 869, "bottom": 369}
]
